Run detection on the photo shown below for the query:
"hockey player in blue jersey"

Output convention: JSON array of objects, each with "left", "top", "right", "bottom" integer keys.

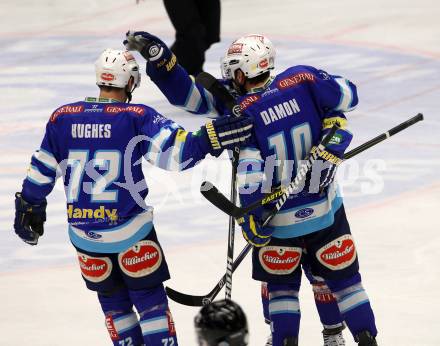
[
  {"left": 13, "top": 48, "right": 254, "bottom": 346},
  {"left": 124, "top": 32, "right": 379, "bottom": 346}
]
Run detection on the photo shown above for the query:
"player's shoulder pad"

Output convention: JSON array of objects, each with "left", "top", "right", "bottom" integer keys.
[{"left": 50, "top": 101, "right": 85, "bottom": 123}]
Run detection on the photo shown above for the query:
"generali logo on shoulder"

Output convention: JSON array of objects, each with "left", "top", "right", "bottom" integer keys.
[
  {"left": 50, "top": 105, "right": 84, "bottom": 122},
  {"left": 277, "top": 72, "right": 315, "bottom": 90},
  {"left": 104, "top": 105, "right": 145, "bottom": 116},
  {"left": 240, "top": 94, "right": 260, "bottom": 110}
]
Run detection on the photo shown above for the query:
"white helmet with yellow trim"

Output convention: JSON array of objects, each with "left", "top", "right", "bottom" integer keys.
[{"left": 221, "top": 34, "right": 276, "bottom": 80}]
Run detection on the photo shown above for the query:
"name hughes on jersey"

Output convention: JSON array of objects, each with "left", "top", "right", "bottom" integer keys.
[
  {"left": 260, "top": 98, "right": 301, "bottom": 125},
  {"left": 72, "top": 124, "right": 111, "bottom": 138}
]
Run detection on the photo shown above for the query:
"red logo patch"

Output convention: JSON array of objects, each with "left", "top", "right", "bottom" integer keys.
[
  {"left": 118, "top": 240, "right": 162, "bottom": 278},
  {"left": 50, "top": 105, "right": 84, "bottom": 122},
  {"left": 261, "top": 282, "right": 269, "bottom": 299},
  {"left": 240, "top": 94, "right": 260, "bottom": 110},
  {"left": 259, "top": 58, "right": 269, "bottom": 68},
  {"left": 316, "top": 234, "right": 357, "bottom": 270},
  {"left": 166, "top": 309, "right": 176, "bottom": 336},
  {"left": 101, "top": 73, "right": 115, "bottom": 81},
  {"left": 227, "top": 43, "right": 244, "bottom": 55},
  {"left": 77, "top": 252, "right": 112, "bottom": 283},
  {"left": 105, "top": 315, "right": 119, "bottom": 341},
  {"left": 259, "top": 246, "right": 302, "bottom": 275},
  {"left": 104, "top": 105, "right": 145, "bottom": 116},
  {"left": 313, "top": 282, "right": 336, "bottom": 303},
  {"left": 125, "top": 105, "right": 145, "bottom": 115},
  {"left": 246, "top": 34, "right": 265, "bottom": 43},
  {"left": 277, "top": 72, "right": 315, "bottom": 90}
]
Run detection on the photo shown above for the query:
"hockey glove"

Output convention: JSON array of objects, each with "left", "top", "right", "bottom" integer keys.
[
  {"left": 200, "top": 116, "right": 254, "bottom": 156},
  {"left": 14, "top": 192, "right": 46, "bottom": 245},
  {"left": 124, "top": 30, "right": 176, "bottom": 77},
  {"left": 238, "top": 214, "right": 273, "bottom": 247},
  {"left": 304, "top": 146, "right": 343, "bottom": 193}
]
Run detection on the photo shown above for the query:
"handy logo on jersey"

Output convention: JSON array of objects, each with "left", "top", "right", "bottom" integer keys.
[
  {"left": 105, "top": 315, "right": 119, "bottom": 341},
  {"left": 316, "top": 234, "right": 357, "bottom": 270},
  {"left": 295, "top": 207, "right": 314, "bottom": 219},
  {"left": 259, "top": 246, "right": 302, "bottom": 274},
  {"left": 77, "top": 252, "right": 113, "bottom": 282},
  {"left": 67, "top": 204, "right": 118, "bottom": 222},
  {"left": 277, "top": 72, "right": 315, "bottom": 90},
  {"left": 240, "top": 94, "right": 260, "bottom": 110},
  {"left": 101, "top": 73, "right": 115, "bottom": 81},
  {"left": 50, "top": 105, "right": 84, "bottom": 122},
  {"left": 118, "top": 240, "right": 162, "bottom": 278},
  {"left": 166, "top": 309, "right": 176, "bottom": 336}
]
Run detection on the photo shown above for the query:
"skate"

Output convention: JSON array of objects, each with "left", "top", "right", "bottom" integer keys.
[
  {"left": 355, "top": 331, "right": 378, "bottom": 346},
  {"left": 265, "top": 334, "right": 272, "bottom": 346},
  {"left": 265, "top": 335, "right": 298, "bottom": 346},
  {"left": 323, "top": 325, "right": 346, "bottom": 346}
]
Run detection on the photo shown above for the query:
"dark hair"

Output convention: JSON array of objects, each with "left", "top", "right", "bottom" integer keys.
[{"left": 98, "top": 85, "right": 120, "bottom": 92}]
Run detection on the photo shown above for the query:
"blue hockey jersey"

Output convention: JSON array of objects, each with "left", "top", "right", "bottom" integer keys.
[
  {"left": 21, "top": 97, "right": 214, "bottom": 253},
  {"left": 147, "top": 63, "right": 357, "bottom": 238}
]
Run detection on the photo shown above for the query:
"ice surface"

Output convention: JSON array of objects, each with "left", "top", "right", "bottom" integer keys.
[{"left": 0, "top": 0, "right": 439, "bottom": 345}]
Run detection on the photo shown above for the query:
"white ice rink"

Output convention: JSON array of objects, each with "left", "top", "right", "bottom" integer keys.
[{"left": 0, "top": 0, "right": 439, "bottom": 345}]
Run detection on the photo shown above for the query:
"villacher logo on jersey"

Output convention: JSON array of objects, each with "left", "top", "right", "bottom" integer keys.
[
  {"left": 316, "top": 234, "right": 357, "bottom": 270},
  {"left": 77, "top": 252, "right": 113, "bottom": 283},
  {"left": 118, "top": 240, "right": 162, "bottom": 278},
  {"left": 259, "top": 246, "right": 302, "bottom": 275}
]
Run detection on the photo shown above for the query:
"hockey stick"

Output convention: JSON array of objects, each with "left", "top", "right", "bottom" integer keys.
[
  {"left": 201, "top": 113, "right": 424, "bottom": 218},
  {"left": 195, "top": 72, "right": 241, "bottom": 300},
  {"left": 165, "top": 124, "right": 339, "bottom": 306},
  {"left": 165, "top": 113, "right": 424, "bottom": 306}
]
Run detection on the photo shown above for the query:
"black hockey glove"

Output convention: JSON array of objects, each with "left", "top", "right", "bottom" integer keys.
[
  {"left": 200, "top": 116, "right": 254, "bottom": 156},
  {"left": 124, "top": 30, "right": 177, "bottom": 77},
  {"left": 14, "top": 193, "right": 47, "bottom": 245}
]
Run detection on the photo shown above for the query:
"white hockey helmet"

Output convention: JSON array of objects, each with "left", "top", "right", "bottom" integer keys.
[
  {"left": 221, "top": 34, "right": 275, "bottom": 80},
  {"left": 95, "top": 49, "right": 141, "bottom": 90}
]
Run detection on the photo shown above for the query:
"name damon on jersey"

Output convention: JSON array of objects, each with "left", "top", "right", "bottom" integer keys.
[{"left": 260, "top": 97, "right": 301, "bottom": 125}]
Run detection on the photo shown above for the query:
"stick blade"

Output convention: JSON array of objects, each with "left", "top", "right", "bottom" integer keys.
[
  {"left": 200, "top": 181, "right": 243, "bottom": 217},
  {"left": 165, "top": 286, "right": 212, "bottom": 307}
]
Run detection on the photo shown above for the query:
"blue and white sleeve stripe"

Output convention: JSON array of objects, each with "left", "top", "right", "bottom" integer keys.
[
  {"left": 334, "top": 78, "right": 357, "bottom": 112},
  {"left": 26, "top": 164, "right": 54, "bottom": 185},
  {"left": 33, "top": 149, "right": 58, "bottom": 171}
]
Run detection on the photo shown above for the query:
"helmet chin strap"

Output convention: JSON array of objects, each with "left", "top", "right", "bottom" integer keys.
[
  {"left": 232, "top": 79, "right": 247, "bottom": 96},
  {"left": 125, "top": 85, "right": 134, "bottom": 103}
]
